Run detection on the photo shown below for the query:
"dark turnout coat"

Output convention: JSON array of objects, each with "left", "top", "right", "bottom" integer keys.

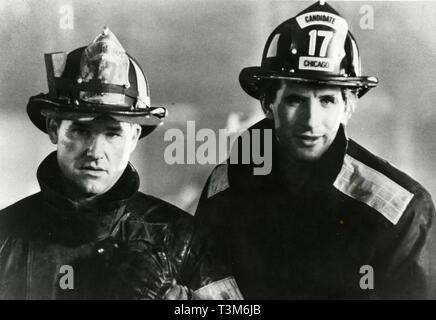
[
  {"left": 0, "top": 152, "right": 241, "bottom": 300},
  {"left": 196, "top": 119, "right": 436, "bottom": 299}
]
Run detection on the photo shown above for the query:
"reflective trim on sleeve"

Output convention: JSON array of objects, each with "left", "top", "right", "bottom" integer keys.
[
  {"left": 333, "top": 154, "right": 414, "bottom": 225},
  {"left": 194, "top": 276, "right": 243, "bottom": 300},
  {"left": 207, "top": 164, "right": 230, "bottom": 199}
]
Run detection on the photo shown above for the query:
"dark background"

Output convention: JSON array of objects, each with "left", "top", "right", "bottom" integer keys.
[{"left": 1, "top": 0, "right": 435, "bottom": 213}]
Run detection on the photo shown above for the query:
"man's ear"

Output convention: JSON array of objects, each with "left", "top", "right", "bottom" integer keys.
[
  {"left": 340, "top": 109, "right": 351, "bottom": 125},
  {"left": 46, "top": 117, "right": 60, "bottom": 144},
  {"left": 340, "top": 89, "right": 357, "bottom": 125},
  {"left": 260, "top": 96, "right": 274, "bottom": 120},
  {"left": 340, "top": 99, "right": 355, "bottom": 126},
  {"left": 129, "top": 124, "right": 142, "bottom": 153}
]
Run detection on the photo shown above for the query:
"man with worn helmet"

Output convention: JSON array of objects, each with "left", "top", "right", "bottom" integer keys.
[
  {"left": 196, "top": 1, "right": 436, "bottom": 299},
  {"left": 0, "top": 27, "right": 242, "bottom": 300}
]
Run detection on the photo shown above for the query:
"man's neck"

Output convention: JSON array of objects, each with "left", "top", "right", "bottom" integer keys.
[
  {"left": 278, "top": 151, "right": 315, "bottom": 190},
  {"left": 274, "top": 136, "right": 320, "bottom": 193},
  {"left": 60, "top": 175, "right": 103, "bottom": 207}
]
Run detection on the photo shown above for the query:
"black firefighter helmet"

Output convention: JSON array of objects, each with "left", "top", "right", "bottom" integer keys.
[
  {"left": 239, "top": 1, "right": 378, "bottom": 99},
  {"left": 27, "top": 27, "right": 167, "bottom": 138}
]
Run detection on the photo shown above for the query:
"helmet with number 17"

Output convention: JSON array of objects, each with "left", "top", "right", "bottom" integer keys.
[{"left": 239, "top": 1, "right": 378, "bottom": 99}]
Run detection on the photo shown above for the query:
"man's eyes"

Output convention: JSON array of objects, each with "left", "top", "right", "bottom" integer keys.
[
  {"left": 72, "top": 128, "right": 90, "bottom": 136},
  {"left": 320, "top": 96, "right": 336, "bottom": 105},
  {"left": 284, "top": 95, "right": 337, "bottom": 105},
  {"left": 285, "top": 95, "right": 305, "bottom": 105},
  {"left": 70, "top": 128, "right": 122, "bottom": 138},
  {"left": 106, "top": 132, "right": 122, "bottom": 138}
]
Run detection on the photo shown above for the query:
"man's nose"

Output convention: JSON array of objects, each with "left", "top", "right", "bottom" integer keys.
[
  {"left": 299, "top": 98, "right": 322, "bottom": 130},
  {"left": 85, "top": 134, "right": 105, "bottom": 159}
]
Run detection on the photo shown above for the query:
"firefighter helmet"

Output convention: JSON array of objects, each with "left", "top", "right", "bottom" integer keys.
[
  {"left": 27, "top": 27, "right": 167, "bottom": 138},
  {"left": 239, "top": 1, "right": 378, "bottom": 99}
]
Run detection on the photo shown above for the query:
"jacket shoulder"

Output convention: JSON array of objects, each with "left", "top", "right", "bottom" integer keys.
[
  {"left": 205, "top": 163, "right": 230, "bottom": 199},
  {"left": 334, "top": 139, "right": 432, "bottom": 225},
  {"left": 0, "top": 193, "right": 41, "bottom": 214},
  {"left": 0, "top": 193, "right": 42, "bottom": 235}
]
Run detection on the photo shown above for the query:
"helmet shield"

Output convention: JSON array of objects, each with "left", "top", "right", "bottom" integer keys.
[
  {"left": 27, "top": 27, "right": 166, "bottom": 138},
  {"left": 78, "top": 27, "right": 132, "bottom": 105}
]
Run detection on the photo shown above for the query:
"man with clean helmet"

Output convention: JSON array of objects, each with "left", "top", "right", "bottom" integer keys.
[
  {"left": 0, "top": 27, "right": 242, "bottom": 300},
  {"left": 196, "top": 1, "right": 436, "bottom": 299}
]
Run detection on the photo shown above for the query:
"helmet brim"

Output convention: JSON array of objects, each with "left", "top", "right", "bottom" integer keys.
[
  {"left": 239, "top": 66, "right": 378, "bottom": 100},
  {"left": 27, "top": 94, "right": 165, "bottom": 139}
]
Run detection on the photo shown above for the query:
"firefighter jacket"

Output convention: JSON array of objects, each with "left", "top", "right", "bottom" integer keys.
[
  {"left": 0, "top": 152, "right": 242, "bottom": 300},
  {"left": 196, "top": 118, "right": 436, "bottom": 299}
]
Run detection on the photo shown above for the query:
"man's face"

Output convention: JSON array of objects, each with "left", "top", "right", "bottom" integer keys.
[
  {"left": 48, "top": 116, "right": 141, "bottom": 199},
  {"left": 265, "top": 81, "right": 348, "bottom": 161}
]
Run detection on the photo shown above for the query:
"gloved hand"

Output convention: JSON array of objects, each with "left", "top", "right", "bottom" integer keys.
[
  {"left": 92, "top": 237, "right": 185, "bottom": 300},
  {"left": 162, "top": 279, "right": 191, "bottom": 300}
]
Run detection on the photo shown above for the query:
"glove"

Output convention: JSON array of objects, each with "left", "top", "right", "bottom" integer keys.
[
  {"left": 162, "top": 279, "right": 191, "bottom": 300},
  {"left": 92, "top": 236, "right": 183, "bottom": 300}
]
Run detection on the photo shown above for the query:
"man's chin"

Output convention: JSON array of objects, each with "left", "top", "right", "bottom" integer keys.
[
  {"left": 293, "top": 147, "right": 324, "bottom": 162},
  {"left": 74, "top": 181, "right": 108, "bottom": 198}
]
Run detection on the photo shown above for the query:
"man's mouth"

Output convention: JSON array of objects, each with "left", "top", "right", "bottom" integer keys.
[
  {"left": 295, "top": 134, "right": 323, "bottom": 147},
  {"left": 80, "top": 165, "right": 107, "bottom": 176}
]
